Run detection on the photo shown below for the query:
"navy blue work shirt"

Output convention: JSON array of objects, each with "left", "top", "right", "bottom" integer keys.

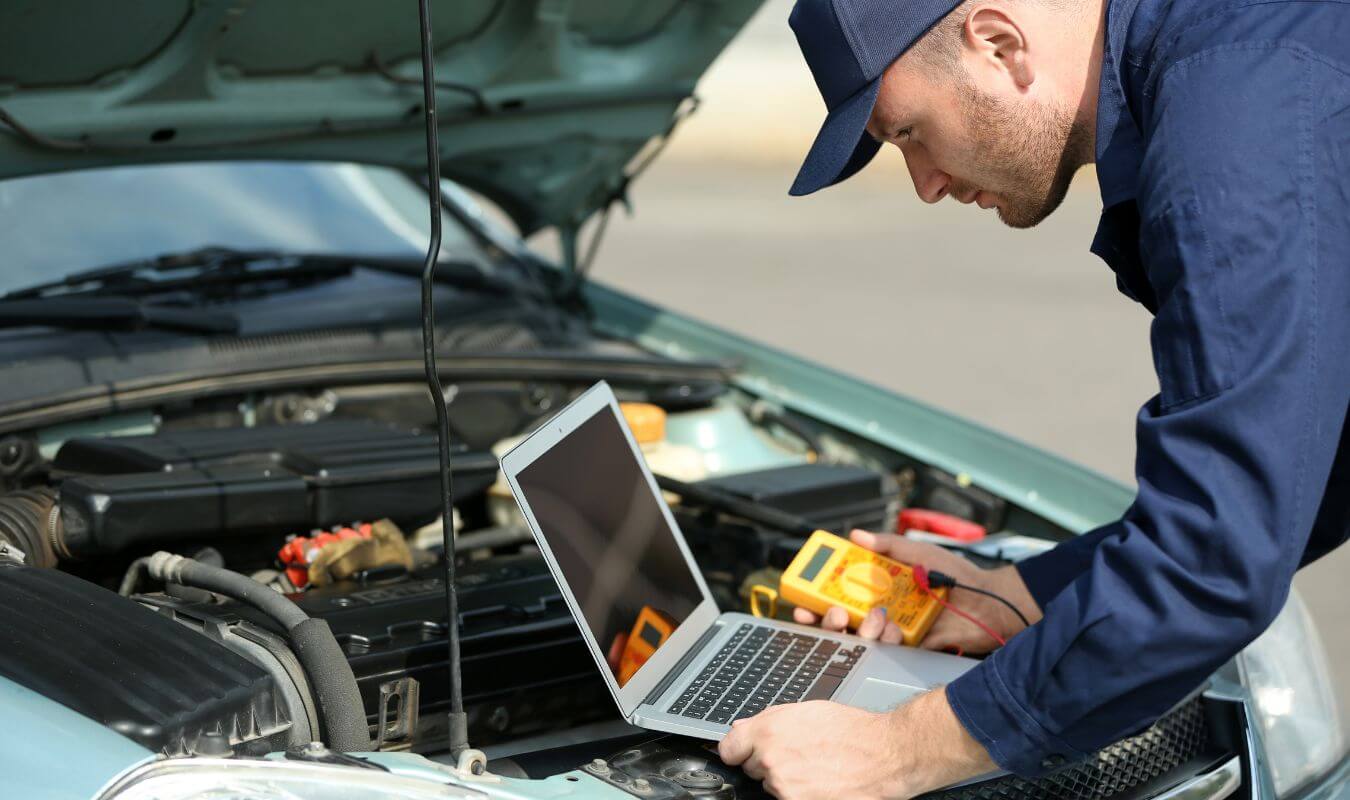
[{"left": 946, "top": 0, "right": 1350, "bottom": 777}]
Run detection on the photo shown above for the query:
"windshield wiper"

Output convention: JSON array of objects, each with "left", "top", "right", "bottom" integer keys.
[
  {"left": 0, "top": 296, "right": 239, "bottom": 334},
  {"left": 1, "top": 246, "right": 529, "bottom": 301}
]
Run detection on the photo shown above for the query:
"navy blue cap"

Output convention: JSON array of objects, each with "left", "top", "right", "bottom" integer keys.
[{"left": 789, "top": 0, "right": 962, "bottom": 195}]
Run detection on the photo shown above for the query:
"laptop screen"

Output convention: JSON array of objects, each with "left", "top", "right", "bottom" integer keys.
[{"left": 514, "top": 405, "right": 704, "bottom": 686}]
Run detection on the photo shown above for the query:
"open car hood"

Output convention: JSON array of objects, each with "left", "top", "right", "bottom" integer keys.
[{"left": 0, "top": 0, "right": 760, "bottom": 236}]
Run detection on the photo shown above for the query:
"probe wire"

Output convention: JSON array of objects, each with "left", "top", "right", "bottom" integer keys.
[
  {"left": 922, "top": 589, "right": 1008, "bottom": 648},
  {"left": 946, "top": 582, "right": 1032, "bottom": 629}
]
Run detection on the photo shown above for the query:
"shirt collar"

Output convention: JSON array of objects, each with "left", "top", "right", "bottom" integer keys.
[{"left": 1093, "top": 0, "right": 1146, "bottom": 208}]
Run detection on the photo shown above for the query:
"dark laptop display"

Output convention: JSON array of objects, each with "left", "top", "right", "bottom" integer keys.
[{"left": 514, "top": 406, "right": 703, "bottom": 684}]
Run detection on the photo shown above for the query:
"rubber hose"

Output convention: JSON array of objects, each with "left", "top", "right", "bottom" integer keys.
[
  {"left": 147, "top": 552, "right": 371, "bottom": 752},
  {"left": 0, "top": 489, "right": 59, "bottom": 568},
  {"left": 749, "top": 402, "right": 825, "bottom": 458},
  {"left": 161, "top": 553, "right": 310, "bottom": 629},
  {"left": 288, "top": 618, "right": 371, "bottom": 753}
]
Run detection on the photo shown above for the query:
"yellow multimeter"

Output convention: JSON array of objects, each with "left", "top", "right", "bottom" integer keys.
[
  {"left": 617, "top": 606, "right": 676, "bottom": 686},
  {"left": 778, "top": 530, "right": 946, "bottom": 646}
]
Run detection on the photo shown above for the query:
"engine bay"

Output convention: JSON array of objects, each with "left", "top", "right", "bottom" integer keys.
[{"left": 0, "top": 377, "right": 1053, "bottom": 762}]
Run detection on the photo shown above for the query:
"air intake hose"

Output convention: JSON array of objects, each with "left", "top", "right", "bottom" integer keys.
[
  {"left": 146, "top": 552, "right": 371, "bottom": 753},
  {"left": 0, "top": 489, "right": 60, "bottom": 568}
]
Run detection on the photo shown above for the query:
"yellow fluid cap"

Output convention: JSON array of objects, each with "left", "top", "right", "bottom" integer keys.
[{"left": 620, "top": 402, "right": 666, "bottom": 444}]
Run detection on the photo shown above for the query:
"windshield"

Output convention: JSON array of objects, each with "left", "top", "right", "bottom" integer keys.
[{"left": 0, "top": 161, "right": 487, "bottom": 295}]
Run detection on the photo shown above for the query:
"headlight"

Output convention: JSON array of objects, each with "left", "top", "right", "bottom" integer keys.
[
  {"left": 1237, "top": 590, "right": 1347, "bottom": 796},
  {"left": 100, "top": 758, "right": 486, "bottom": 800}
]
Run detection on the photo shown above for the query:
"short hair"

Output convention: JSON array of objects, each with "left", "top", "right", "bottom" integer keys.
[{"left": 908, "top": 0, "right": 1084, "bottom": 76}]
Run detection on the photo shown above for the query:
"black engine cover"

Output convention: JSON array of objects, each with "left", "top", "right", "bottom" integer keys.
[{"left": 52, "top": 420, "right": 497, "bottom": 556}]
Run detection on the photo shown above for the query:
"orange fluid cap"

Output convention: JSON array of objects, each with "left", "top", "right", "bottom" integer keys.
[{"left": 619, "top": 402, "right": 666, "bottom": 444}]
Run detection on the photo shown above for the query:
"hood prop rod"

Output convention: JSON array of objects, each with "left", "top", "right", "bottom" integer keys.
[{"left": 415, "top": 0, "right": 471, "bottom": 762}]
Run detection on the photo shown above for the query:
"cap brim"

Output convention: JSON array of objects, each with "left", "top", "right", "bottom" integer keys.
[{"left": 788, "top": 77, "right": 883, "bottom": 196}]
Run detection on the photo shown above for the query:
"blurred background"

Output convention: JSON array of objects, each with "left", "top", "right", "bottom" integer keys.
[{"left": 569, "top": 0, "right": 1347, "bottom": 715}]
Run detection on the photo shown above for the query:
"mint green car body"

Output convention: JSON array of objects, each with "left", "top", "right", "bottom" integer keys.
[{"left": 0, "top": 2, "right": 1342, "bottom": 799}]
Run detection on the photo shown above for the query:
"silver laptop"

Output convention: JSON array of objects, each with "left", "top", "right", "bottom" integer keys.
[{"left": 500, "top": 381, "right": 975, "bottom": 739}]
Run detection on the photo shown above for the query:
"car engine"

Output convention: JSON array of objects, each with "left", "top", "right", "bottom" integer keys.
[
  {"left": 0, "top": 378, "right": 957, "bottom": 757},
  {"left": 0, "top": 378, "right": 1247, "bottom": 800}
]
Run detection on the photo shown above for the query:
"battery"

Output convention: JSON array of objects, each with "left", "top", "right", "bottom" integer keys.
[{"left": 695, "top": 463, "right": 901, "bottom": 534}]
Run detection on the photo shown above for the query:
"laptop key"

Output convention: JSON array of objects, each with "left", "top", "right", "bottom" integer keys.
[{"left": 803, "top": 673, "right": 844, "bottom": 702}]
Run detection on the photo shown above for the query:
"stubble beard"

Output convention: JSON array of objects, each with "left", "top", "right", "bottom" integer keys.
[{"left": 958, "top": 87, "right": 1091, "bottom": 229}]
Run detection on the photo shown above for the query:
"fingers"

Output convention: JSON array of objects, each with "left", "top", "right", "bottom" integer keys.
[
  {"left": 858, "top": 609, "right": 905, "bottom": 643},
  {"left": 856, "top": 607, "right": 886, "bottom": 640},
  {"left": 741, "top": 751, "right": 768, "bottom": 782},
  {"left": 848, "top": 528, "right": 890, "bottom": 552},
  {"left": 821, "top": 605, "right": 850, "bottom": 631},
  {"left": 852, "top": 528, "right": 932, "bottom": 564},
  {"left": 793, "top": 604, "right": 855, "bottom": 634},
  {"left": 718, "top": 719, "right": 754, "bottom": 766},
  {"left": 853, "top": 528, "right": 949, "bottom": 565}
]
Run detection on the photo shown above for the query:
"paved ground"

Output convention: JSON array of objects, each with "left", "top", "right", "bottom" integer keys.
[{"left": 574, "top": 162, "right": 1348, "bottom": 720}]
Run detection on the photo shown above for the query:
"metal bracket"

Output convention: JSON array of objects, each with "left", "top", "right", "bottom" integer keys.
[
  {"left": 0, "top": 543, "right": 26, "bottom": 565},
  {"left": 374, "top": 677, "right": 420, "bottom": 750}
]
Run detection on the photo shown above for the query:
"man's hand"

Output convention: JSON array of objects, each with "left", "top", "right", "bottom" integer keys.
[
  {"left": 718, "top": 688, "right": 996, "bottom": 800},
  {"left": 793, "top": 529, "right": 1041, "bottom": 654}
]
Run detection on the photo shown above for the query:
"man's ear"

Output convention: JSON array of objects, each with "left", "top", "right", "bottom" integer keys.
[{"left": 961, "top": 4, "right": 1035, "bottom": 89}]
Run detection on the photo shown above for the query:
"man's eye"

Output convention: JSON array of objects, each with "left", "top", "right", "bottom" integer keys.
[{"left": 895, "top": 127, "right": 913, "bottom": 142}]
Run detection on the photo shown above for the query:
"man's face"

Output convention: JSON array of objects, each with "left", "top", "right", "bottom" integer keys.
[{"left": 866, "top": 48, "right": 1088, "bottom": 229}]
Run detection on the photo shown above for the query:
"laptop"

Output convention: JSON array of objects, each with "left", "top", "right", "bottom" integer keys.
[{"left": 500, "top": 381, "right": 975, "bottom": 739}]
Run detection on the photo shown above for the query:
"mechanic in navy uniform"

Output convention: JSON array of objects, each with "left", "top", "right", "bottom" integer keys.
[{"left": 717, "top": 0, "right": 1350, "bottom": 796}]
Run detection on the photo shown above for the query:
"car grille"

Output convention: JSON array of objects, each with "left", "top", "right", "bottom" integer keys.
[{"left": 925, "top": 696, "right": 1212, "bottom": 800}]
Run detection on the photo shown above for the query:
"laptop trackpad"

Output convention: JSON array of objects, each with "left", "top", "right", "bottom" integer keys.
[{"left": 841, "top": 678, "right": 925, "bottom": 713}]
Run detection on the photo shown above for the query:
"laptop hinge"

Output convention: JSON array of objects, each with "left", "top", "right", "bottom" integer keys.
[{"left": 643, "top": 619, "right": 724, "bottom": 706}]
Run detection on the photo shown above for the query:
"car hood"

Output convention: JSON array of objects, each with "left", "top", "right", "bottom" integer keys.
[{"left": 0, "top": 0, "right": 760, "bottom": 236}]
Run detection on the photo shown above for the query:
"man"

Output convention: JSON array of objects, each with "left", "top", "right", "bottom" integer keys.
[{"left": 717, "top": 0, "right": 1350, "bottom": 797}]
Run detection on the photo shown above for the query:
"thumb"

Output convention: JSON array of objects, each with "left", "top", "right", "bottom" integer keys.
[
  {"left": 849, "top": 528, "right": 896, "bottom": 552},
  {"left": 718, "top": 720, "right": 754, "bottom": 765},
  {"left": 853, "top": 528, "right": 947, "bottom": 566}
]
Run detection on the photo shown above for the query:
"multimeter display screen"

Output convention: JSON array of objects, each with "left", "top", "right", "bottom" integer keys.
[
  {"left": 516, "top": 406, "right": 703, "bottom": 686},
  {"left": 638, "top": 621, "right": 664, "bottom": 648},
  {"left": 798, "top": 544, "right": 835, "bottom": 582}
]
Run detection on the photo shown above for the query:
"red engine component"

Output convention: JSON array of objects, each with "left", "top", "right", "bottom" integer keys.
[
  {"left": 278, "top": 523, "right": 373, "bottom": 588},
  {"left": 897, "top": 508, "right": 987, "bottom": 543}
]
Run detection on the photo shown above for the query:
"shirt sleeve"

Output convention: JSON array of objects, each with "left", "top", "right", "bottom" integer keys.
[
  {"left": 947, "top": 45, "right": 1350, "bottom": 776},
  {"left": 1014, "top": 526, "right": 1112, "bottom": 610}
]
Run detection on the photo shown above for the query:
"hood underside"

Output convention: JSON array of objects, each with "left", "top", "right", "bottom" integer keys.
[{"left": 0, "top": 0, "right": 761, "bottom": 235}]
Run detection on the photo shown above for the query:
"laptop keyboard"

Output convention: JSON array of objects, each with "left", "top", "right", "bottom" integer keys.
[{"left": 666, "top": 623, "right": 866, "bottom": 724}]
